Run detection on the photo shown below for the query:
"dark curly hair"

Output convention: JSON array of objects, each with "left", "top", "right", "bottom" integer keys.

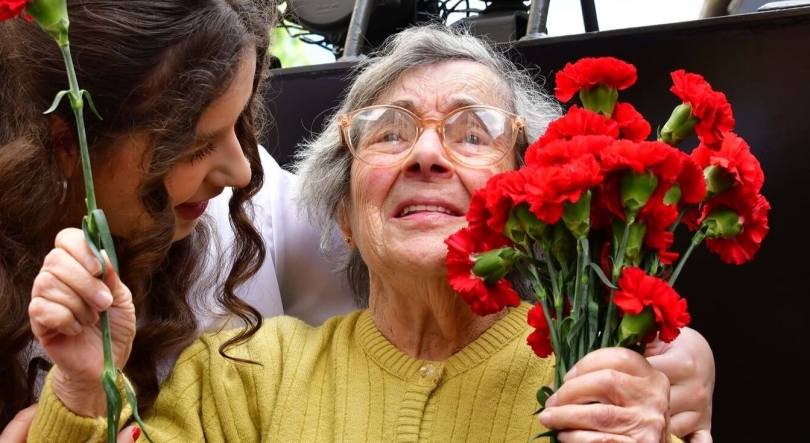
[{"left": 0, "top": 0, "right": 277, "bottom": 428}]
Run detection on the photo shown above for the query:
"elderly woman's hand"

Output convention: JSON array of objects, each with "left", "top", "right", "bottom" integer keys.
[
  {"left": 28, "top": 228, "right": 136, "bottom": 418},
  {"left": 538, "top": 347, "right": 672, "bottom": 443},
  {"left": 645, "top": 327, "right": 714, "bottom": 443}
]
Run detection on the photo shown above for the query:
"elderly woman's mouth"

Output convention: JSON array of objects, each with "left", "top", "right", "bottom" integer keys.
[{"left": 395, "top": 203, "right": 464, "bottom": 219}]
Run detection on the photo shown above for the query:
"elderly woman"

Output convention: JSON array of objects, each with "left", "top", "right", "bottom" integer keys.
[{"left": 27, "top": 25, "right": 713, "bottom": 442}]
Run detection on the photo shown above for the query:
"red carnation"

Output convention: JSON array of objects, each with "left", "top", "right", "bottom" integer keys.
[
  {"left": 446, "top": 228, "right": 520, "bottom": 316},
  {"left": 526, "top": 304, "right": 554, "bottom": 358},
  {"left": 670, "top": 70, "right": 735, "bottom": 148},
  {"left": 691, "top": 132, "right": 764, "bottom": 196},
  {"left": 554, "top": 57, "right": 638, "bottom": 103},
  {"left": 614, "top": 267, "right": 690, "bottom": 343},
  {"left": 524, "top": 155, "right": 603, "bottom": 225},
  {"left": 612, "top": 102, "right": 651, "bottom": 142},
  {"left": 0, "top": 0, "right": 29, "bottom": 21},
  {"left": 700, "top": 188, "right": 770, "bottom": 265},
  {"left": 525, "top": 106, "right": 618, "bottom": 164}
]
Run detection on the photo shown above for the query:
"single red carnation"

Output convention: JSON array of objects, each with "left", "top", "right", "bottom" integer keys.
[
  {"left": 554, "top": 57, "right": 638, "bottom": 103},
  {"left": 601, "top": 140, "right": 681, "bottom": 183},
  {"left": 614, "top": 267, "right": 691, "bottom": 343},
  {"left": 670, "top": 70, "right": 735, "bottom": 148},
  {"left": 691, "top": 132, "right": 764, "bottom": 195},
  {"left": 526, "top": 304, "right": 554, "bottom": 358},
  {"left": 525, "top": 106, "right": 618, "bottom": 164},
  {"left": 0, "top": 0, "right": 29, "bottom": 21},
  {"left": 612, "top": 102, "right": 651, "bottom": 142},
  {"left": 524, "top": 155, "right": 603, "bottom": 225},
  {"left": 700, "top": 189, "right": 770, "bottom": 265},
  {"left": 673, "top": 150, "right": 707, "bottom": 205},
  {"left": 445, "top": 228, "right": 520, "bottom": 316},
  {"left": 526, "top": 133, "right": 614, "bottom": 167}
]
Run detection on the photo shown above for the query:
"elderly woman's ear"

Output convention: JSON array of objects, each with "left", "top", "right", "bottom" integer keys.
[{"left": 337, "top": 200, "right": 354, "bottom": 249}]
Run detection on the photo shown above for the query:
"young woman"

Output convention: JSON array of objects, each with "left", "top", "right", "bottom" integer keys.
[{"left": 0, "top": 0, "right": 354, "bottom": 434}]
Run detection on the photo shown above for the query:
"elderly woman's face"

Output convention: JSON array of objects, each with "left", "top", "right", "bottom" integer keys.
[{"left": 342, "top": 60, "right": 516, "bottom": 280}]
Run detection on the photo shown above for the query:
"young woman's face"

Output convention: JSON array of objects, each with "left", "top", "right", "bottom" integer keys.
[{"left": 90, "top": 51, "right": 256, "bottom": 241}]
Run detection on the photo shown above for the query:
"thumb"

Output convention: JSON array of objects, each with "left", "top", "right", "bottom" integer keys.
[
  {"left": 117, "top": 426, "right": 141, "bottom": 443},
  {"left": 685, "top": 430, "right": 713, "bottom": 443},
  {"left": 0, "top": 403, "right": 38, "bottom": 443},
  {"left": 99, "top": 250, "right": 130, "bottom": 307}
]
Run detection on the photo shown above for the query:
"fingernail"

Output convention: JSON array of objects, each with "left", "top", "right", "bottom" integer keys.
[
  {"left": 84, "top": 256, "right": 101, "bottom": 275},
  {"left": 564, "top": 366, "right": 576, "bottom": 381},
  {"left": 72, "top": 320, "right": 82, "bottom": 334},
  {"left": 132, "top": 427, "right": 141, "bottom": 440},
  {"left": 538, "top": 410, "right": 551, "bottom": 425},
  {"left": 94, "top": 290, "right": 112, "bottom": 309}
]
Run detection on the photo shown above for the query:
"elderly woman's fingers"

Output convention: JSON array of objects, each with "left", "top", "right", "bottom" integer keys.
[
  {"left": 539, "top": 403, "right": 668, "bottom": 443},
  {"left": 555, "top": 429, "right": 635, "bottom": 443},
  {"left": 30, "top": 269, "right": 100, "bottom": 327},
  {"left": 645, "top": 327, "right": 714, "bottom": 439},
  {"left": 685, "top": 429, "right": 713, "bottom": 443},
  {"left": 0, "top": 403, "right": 37, "bottom": 443},
  {"left": 565, "top": 347, "right": 657, "bottom": 382},
  {"left": 669, "top": 410, "right": 710, "bottom": 441}
]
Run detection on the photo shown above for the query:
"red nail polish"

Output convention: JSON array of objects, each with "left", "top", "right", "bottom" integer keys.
[{"left": 131, "top": 427, "right": 141, "bottom": 441}]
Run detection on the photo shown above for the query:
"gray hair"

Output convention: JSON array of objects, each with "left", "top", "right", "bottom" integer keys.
[{"left": 293, "top": 24, "right": 562, "bottom": 306}]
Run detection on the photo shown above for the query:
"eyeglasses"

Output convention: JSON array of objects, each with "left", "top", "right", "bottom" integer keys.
[{"left": 337, "top": 105, "right": 528, "bottom": 168}]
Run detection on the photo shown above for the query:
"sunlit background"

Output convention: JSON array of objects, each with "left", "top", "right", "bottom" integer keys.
[{"left": 270, "top": 0, "right": 708, "bottom": 67}]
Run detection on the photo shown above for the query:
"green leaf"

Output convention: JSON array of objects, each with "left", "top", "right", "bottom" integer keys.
[
  {"left": 536, "top": 385, "right": 555, "bottom": 407},
  {"left": 587, "top": 300, "right": 600, "bottom": 350},
  {"left": 587, "top": 262, "right": 616, "bottom": 289},
  {"left": 80, "top": 90, "right": 103, "bottom": 120},
  {"left": 101, "top": 370, "right": 122, "bottom": 443},
  {"left": 564, "top": 316, "right": 584, "bottom": 346},
  {"left": 43, "top": 90, "right": 69, "bottom": 114},
  {"left": 120, "top": 369, "right": 155, "bottom": 442},
  {"left": 82, "top": 217, "right": 107, "bottom": 281},
  {"left": 531, "top": 429, "right": 559, "bottom": 441},
  {"left": 91, "top": 209, "right": 119, "bottom": 274}
]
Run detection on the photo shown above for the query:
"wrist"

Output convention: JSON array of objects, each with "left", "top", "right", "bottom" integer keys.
[{"left": 52, "top": 367, "right": 108, "bottom": 417}]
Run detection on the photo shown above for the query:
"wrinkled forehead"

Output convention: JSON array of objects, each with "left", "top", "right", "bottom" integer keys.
[{"left": 374, "top": 60, "right": 511, "bottom": 115}]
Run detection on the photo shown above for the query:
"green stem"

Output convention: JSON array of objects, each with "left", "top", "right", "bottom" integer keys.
[
  {"left": 601, "top": 222, "right": 631, "bottom": 348},
  {"left": 527, "top": 248, "right": 567, "bottom": 386},
  {"left": 668, "top": 227, "right": 706, "bottom": 287},
  {"left": 577, "top": 238, "right": 590, "bottom": 363},
  {"left": 59, "top": 43, "right": 97, "bottom": 212}
]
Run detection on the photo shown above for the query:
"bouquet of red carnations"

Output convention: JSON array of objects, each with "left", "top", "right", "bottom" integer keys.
[{"left": 444, "top": 56, "right": 769, "bottom": 439}]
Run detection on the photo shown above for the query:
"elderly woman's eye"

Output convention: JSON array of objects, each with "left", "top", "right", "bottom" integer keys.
[
  {"left": 464, "top": 133, "right": 482, "bottom": 144},
  {"left": 382, "top": 132, "right": 403, "bottom": 142}
]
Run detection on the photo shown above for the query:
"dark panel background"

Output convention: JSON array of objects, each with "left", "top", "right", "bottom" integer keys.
[{"left": 263, "top": 7, "right": 810, "bottom": 441}]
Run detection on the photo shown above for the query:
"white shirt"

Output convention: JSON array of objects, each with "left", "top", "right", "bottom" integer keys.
[{"left": 196, "top": 146, "right": 356, "bottom": 331}]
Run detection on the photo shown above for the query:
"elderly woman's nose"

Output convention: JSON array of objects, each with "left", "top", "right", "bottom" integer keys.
[
  {"left": 210, "top": 131, "right": 252, "bottom": 189},
  {"left": 402, "top": 127, "right": 454, "bottom": 179}
]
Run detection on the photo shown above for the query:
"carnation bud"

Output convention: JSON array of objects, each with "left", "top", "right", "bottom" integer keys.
[
  {"left": 616, "top": 306, "right": 655, "bottom": 347},
  {"left": 562, "top": 190, "right": 592, "bottom": 240},
  {"left": 659, "top": 103, "right": 698, "bottom": 146},
  {"left": 579, "top": 84, "right": 619, "bottom": 117},
  {"left": 613, "top": 220, "right": 648, "bottom": 267},
  {"left": 471, "top": 247, "right": 518, "bottom": 285},
  {"left": 703, "top": 165, "right": 735, "bottom": 200},
  {"left": 24, "top": 0, "right": 69, "bottom": 42},
  {"left": 505, "top": 204, "right": 547, "bottom": 247},
  {"left": 549, "top": 223, "right": 573, "bottom": 265},
  {"left": 620, "top": 170, "right": 658, "bottom": 223},
  {"left": 702, "top": 207, "right": 743, "bottom": 239}
]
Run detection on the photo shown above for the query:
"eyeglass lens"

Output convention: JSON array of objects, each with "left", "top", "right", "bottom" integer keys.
[{"left": 347, "top": 107, "right": 515, "bottom": 166}]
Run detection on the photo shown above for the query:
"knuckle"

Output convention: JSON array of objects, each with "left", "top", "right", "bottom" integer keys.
[
  {"left": 54, "top": 228, "right": 80, "bottom": 248},
  {"left": 594, "top": 404, "right": 621, "bottom": 428}
]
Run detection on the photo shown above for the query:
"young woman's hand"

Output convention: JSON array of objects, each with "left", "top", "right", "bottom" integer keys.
[
  {"left": 29, "top": 228, "right": 136, "bottom": 417},
  {"left": 0, "top": 403, "right": 37, "bottom": 443}
]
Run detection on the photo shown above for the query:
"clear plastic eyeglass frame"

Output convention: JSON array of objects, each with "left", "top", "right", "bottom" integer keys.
[{"left": 337, "top": 104, "right": 529, "bottom": 168}]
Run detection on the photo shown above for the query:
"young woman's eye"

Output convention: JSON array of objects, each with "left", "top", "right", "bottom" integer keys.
[{"left": 189, "top": 142, "right": 216, "bottom": 164}]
